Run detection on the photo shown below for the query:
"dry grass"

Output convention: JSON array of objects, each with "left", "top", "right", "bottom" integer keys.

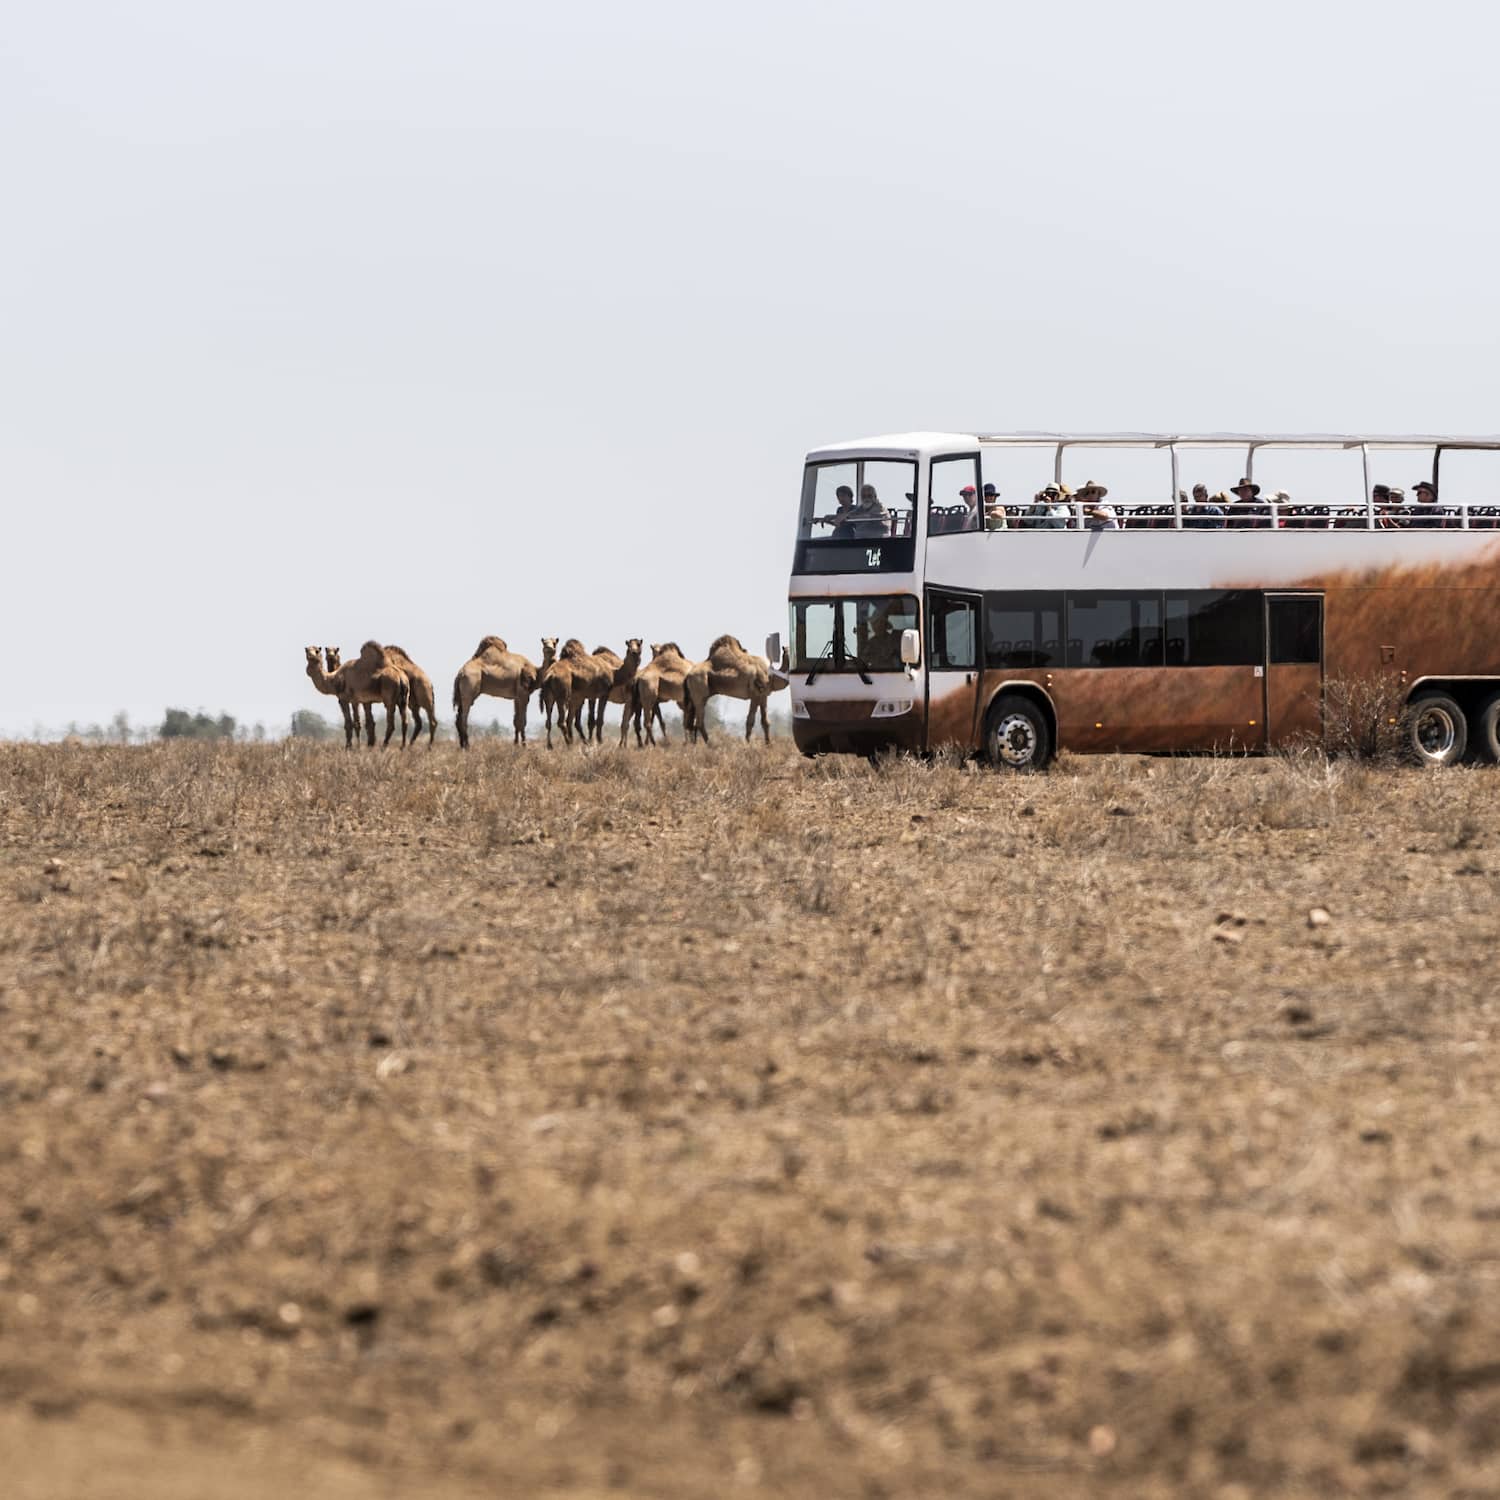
[{"left": 4, "top": 741, "right": 1500, "bottom": 1497}]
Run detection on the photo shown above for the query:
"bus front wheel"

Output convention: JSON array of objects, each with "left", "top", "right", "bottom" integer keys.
[
  {"left": 1404, "top": 692, "right": 1467, "bottom": 767},
  {"left": 985, "top": 694, "right": 1052, "bottom": 772}
]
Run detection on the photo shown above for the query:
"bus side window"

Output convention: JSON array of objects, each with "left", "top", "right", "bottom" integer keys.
[{"left": 929, "top": 455, "right": 980, "bottom": 535}]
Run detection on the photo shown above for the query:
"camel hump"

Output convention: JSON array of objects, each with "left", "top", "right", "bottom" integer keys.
[
  {"left": 561, "top": 638, "right": 590, "bottom": 659},
  {"left": 655, "top": 641, "right": 683, "bottom": 658},
  {"left": 709, "top": 633, "right": 746, "bottom": 656},
  {"left": 475, "top": 635, "right": 507, "bottom": 657},
  {"left": 358, "top": 641, "right": 385, "bottom": 667},
  {"left": 385, "top": 644, "right": 412, "bottom": 663}
]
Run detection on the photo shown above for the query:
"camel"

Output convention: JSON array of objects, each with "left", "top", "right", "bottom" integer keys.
[
  {"left": 305, "top": 646, "right": 355, "bottom": 742},
  {"left": 452, "top": 636, "right": 540, "bottom": 748},
  {"left": 560, "top": 639, "right": 616, "bottom": 746},
  {"left": 587, "top": 639, "right": 643, "bottom": 742},
  {"left": 536, "top": 637, "right": 571, "bottom": 748},
  {"left": 622, "top": 641, "right": 692, "bottom": 747},
  {"left": 382, "top": 645, "right": 438, "bottom": 747},
  {"left": 308, "top": 644, "right": 408, "bottom": 748},
  {"left": 683, "top": 636, "right": 789, "bottom": 745}
]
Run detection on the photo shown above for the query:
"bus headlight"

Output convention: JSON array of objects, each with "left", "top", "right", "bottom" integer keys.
[
  {"left": 792, "top": 700, "right": 811, "bottom": 719},
  {"left": 871, "top": 699, "right": 914, "bottom": 718}
]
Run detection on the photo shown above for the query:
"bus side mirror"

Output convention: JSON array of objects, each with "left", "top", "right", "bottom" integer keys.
[
  {"left": 765, "top": 631, "right": 782, "bottom": 663},
  {"left": 900, "top": 629, "right": 921, "bottom": 666}
]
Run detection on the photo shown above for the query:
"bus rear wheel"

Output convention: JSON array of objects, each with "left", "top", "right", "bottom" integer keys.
[
  {"left": 985, "top": 694, "right": 1051, "bottom": 772},
  {"left": 1472, "top": 689, "right": 1500, "bottom": 764},
  {"left": 1404, "top": 692, "right": 1467, "bottom": 767}
]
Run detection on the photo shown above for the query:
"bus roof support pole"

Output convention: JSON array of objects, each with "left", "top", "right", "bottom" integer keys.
[
  {"left": 1361, "top": 443, "right": 1373, "bottom": 530},
  {"left": 1170, "top": 445, "right": 1181, "bottom": 529},
  {"left": 1054, "top": 443, "right": 1063, "bottom": 484}
]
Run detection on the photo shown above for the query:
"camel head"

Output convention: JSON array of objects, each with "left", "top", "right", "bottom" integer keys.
[
  {"left": 624, "top": 637, "right": 643, "bottom": 663},
  {"left": 304, "top": 646, "right": 321, "bottom": 670},
  {"left": 324, "top": 646, "right": 342, "bottom": 673},
  {"left": 540, "top": 637, "right": 558, "bottom": 667}
]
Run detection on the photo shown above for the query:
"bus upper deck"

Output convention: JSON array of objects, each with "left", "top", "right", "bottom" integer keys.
[{"left": 796, "top": 433, "right": 1500, "bottom": 568}]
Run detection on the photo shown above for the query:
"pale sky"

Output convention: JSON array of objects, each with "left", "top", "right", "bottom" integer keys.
[{"left": 5, "top": 0, "right": 1497, "bottom": 734}]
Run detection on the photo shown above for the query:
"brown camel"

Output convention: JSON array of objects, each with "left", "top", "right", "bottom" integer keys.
[
  {"left": 683, "top": 635, "right": 785, "bottom": 745},
  {"left": 310, "top": 644, "right": 408, "bottom": 748},
  {"left": 623, "top": 641, "right": 691, "bottom": 747},
  {"left": 560, "top": 639, "right": 615, "bottom": 746},
  {"left": 452, "top": 636, "right": 540, "bottom": 748},
  {"left": 382, "top": 645, "right": 438, "bottom": 747},
  {"left": 587, "top": 639, "right": 643, "bottom": 742},
  {"left": 305, "top": 646, "right": 356, "bottom": 742},
  {"left": 536, "top": 638, "right": 571, "bottom": 748}
]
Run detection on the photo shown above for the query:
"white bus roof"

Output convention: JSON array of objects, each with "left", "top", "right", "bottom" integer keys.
[{"left": 807, "top": 431, "right": 1500, "bottom": 459}]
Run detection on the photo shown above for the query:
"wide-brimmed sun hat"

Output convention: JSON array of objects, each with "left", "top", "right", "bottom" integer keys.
[
  {"left": 1232, "top": 477, "right": 1261, "bottom": 497},
  {"left": 1076, "top": 480, "right": 1108, "bottom": 497},
  {"left": 1414, "top": 480, "right": 1437, "bottom": 496}
]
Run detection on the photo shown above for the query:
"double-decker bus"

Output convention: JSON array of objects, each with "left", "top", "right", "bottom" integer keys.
[{"left": 780, "top": 432, "right": 1500, "bottom": 769}]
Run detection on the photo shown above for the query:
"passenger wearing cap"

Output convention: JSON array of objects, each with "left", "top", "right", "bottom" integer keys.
[
  {"left": 1078, "top": 481, "right": 1118, "bottom": 532},
  {"left": 982, "top": 481, "right": 1008, "bottom": 531},
  {"left": 1228, "top": 477, "right": 1268, "bottom": 530},
  {"left": 957, "top": 483, "right": 981, "bottom": 532},
  {"left": 1408, "top": 480, "right": 1446, "bottom": 529}
]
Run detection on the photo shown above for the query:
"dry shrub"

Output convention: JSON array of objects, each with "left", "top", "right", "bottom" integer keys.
[{"left": 1323, "top": 672, "right": 1407, "bottom": 762}]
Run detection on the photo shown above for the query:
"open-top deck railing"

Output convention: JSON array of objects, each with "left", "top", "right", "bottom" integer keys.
[{"left": 950, "top": 433, "right": 1500, "bottom": 534}]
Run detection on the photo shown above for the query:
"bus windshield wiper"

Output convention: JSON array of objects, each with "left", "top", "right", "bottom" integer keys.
[
  {"left": 844, "top": 651, "right": 874, "bottom": 686},
  {"left": 805, "top": 642, "right": 834, "bottom": 686}
]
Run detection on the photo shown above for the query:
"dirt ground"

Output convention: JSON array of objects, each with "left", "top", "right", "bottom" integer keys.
[{"left": 4, "top": 740, "right": 1500, "bottom": 1498}]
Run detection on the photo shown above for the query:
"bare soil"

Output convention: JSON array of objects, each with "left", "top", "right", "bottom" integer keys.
[{"left": 4, "top": 741, "right": 1500, "bottom": 1498}]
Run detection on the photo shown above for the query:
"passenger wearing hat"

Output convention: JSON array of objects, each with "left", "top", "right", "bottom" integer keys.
[
  {"left": 1023, "top": 483, "right": 1071, "bottom": 530},
  {"left": 1228, "top": 477, "right": 1267, "bottom": 530},
  {"left": 982, "top": 481, "right": 1008, "bottom": 531},
  {"left": 1076, "top": 481, "right": 1118, "bottom": 531},
  {"left": 1408, "top": 479, "right": 1446, "bottom": 529}
]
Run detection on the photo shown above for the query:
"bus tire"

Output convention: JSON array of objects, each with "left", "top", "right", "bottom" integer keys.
[
  {"left": 1472, "top": 689, "right": 1500, "bottom": 764},
  {"left": 1404, "top": 692, "right": 1467, "bottom": 767},
  {"left": 985, "top": 694, "right": 1051, "bottom": 772}
]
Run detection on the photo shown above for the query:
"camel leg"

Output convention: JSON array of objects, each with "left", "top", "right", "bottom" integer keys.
[
  {"left": 513, "top": 692, "right": 528, "bottom": 746},
  {"left": 656, "top": 704, "right": 669, "bottom": 745},
  {"left": 426, "top": 698, "right": 436, "bottom": 747},
  {"left": 383, "top": 705, "right": 396, "bottom": 747},
  {"left": 454, "top": 680, "right": 471, "bottom": 750},
  {"left": 745, "top": 699, "right": 757, "bottom": 742},
  {"left": 339, "top": 698, "right": 355, "bottom": 749},
  {"left": 404, "top": 705, "right": 420, "bottom": 749},
  {"left": 363, "top": 703, "right": 377, "bottom": 748}
]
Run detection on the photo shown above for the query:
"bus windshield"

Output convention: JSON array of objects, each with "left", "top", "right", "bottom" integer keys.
[
  {"left": 792, "top": 595, "right": 918, "bottom": 674},
  {"left": 799, "top": 460, "right": 917, "bottom": 541}
]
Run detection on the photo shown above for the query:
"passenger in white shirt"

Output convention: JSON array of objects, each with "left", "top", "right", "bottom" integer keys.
[{"left": 1077, "top": 481, "right": 1117, "bottom": 531}]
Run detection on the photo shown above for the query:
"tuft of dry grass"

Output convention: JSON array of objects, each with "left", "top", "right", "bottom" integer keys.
[{"left": 3, "top": 741, "right": 1500, "bottom": 1497}]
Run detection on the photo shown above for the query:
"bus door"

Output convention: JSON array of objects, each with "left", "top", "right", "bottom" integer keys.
[
  {"left": 925, "top": 589, "right": 982, "bottom": 749},
  {"left": 1264, "top": 593, "right": 1324, "bottom": 746}
]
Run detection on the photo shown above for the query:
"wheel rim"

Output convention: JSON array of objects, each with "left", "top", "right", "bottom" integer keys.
[
  {"left": 1414, "top": 704, "right": 1457, "bottom": 760},
  {"left": 992, "top": 713, "right": 1038, "bottom": 768}
]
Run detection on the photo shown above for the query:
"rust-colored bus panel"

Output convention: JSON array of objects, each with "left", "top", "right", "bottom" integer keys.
[
  {"left": 1266, "top": 663, "right": 1322, "bottom": 746},
  {"left": 1050, "top": 668, "right": 1265, "bottom": 753},
  {"left": 928, "top": 682, "right": 981, "bottom": 750},
  {"left": 977, "top": 668, "right": 1264, "bottom": 754}
]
